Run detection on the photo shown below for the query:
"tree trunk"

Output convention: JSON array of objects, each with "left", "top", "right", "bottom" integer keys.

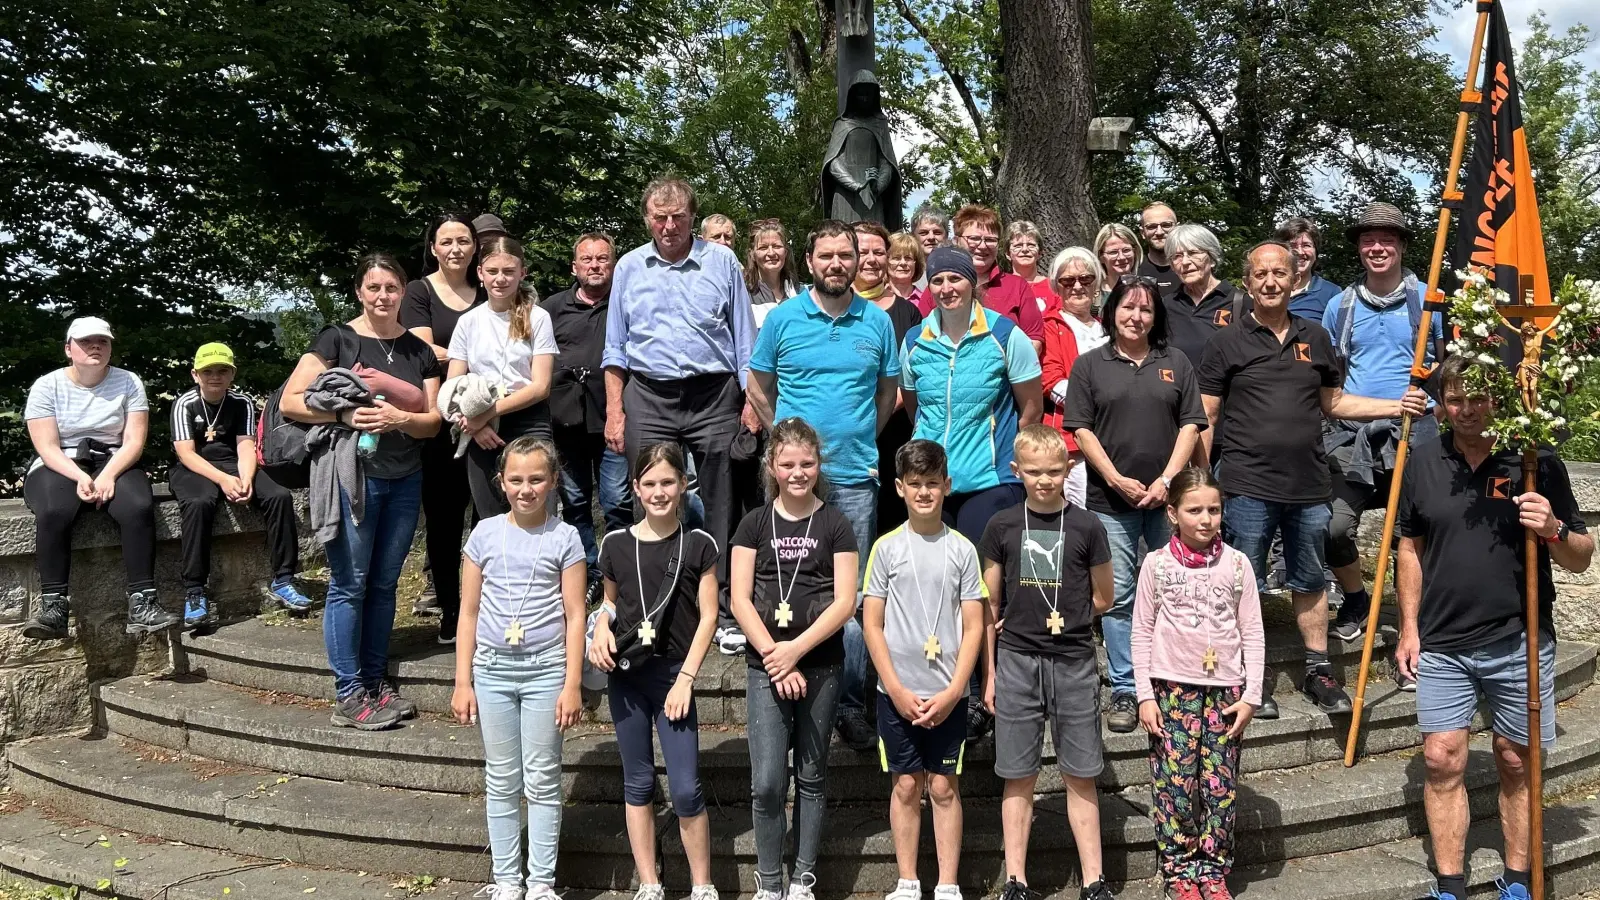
[{"left": 995, "top": 0, "right": 1099, "bottom": 252}]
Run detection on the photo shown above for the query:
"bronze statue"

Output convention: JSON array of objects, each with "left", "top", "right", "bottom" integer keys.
[{"left": 821, "top": 70, "right": 903, "bottom": 232}]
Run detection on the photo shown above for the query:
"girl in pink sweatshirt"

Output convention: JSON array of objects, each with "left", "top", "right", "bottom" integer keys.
[{"left": 1131, "top": 466, "right": 1265, "bottom": 900}]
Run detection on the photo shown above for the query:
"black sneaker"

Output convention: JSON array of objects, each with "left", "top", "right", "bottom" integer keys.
[
  {"left": 126, "top": 590, "right": 179, "bottom": 634},
  {"left": 371, "top": 680, "right": 418, "bottom": 720},
  {"left": 1302, "top": 665, "right": 1353, "bottom": 714},
  {"left": 1255, "top": 672, "right": 1279, "bottom": 719},
  {"left": 1107, "top": 694, "right": 1138, "bottom": 733},
  {"left": 1329, "top": 600, "right": 1366, "bottom": 642},
  {"left": 329, "top": 689, "right": 403, "bottom": 730},
  {"left": 1081, "top": 880, "right": 1116, "bottom": 900},
  {"left": 967, "top": 703, "right": 994, "bottom": 741},
  {"left": 1000, "top": 877, "right": 1035, "bottom": 900},
  {"left": 22, "top": 592, "right": 70, "bottom": 641},
  {"left": 836, "top": 706, "right": 876, "bottom": 752}
]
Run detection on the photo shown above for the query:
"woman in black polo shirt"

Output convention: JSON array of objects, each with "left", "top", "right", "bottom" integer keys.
[
  {"left": 401, "top": 211, "right": 485, "bottom": 635},
  {"left": 1062, "top": 277, "right": 1206, "bottom": 734}
]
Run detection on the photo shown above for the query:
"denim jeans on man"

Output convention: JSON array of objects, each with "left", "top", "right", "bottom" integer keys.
[
  {"left": 474, "top": 643, "right": 567, "bottom": 890},
  {"left": 556, "top": 430, "right": 632, "bottom": 578},
  {"left": 323, "top": 472, "right": 422, "bottom": 699},
  {"left": 1223, "top": 496, "right": 1333, "bottom": 595},
  {"left": 1097, "top": 508, "right": 1172, "bottom": 698},
  {"left": 747, "top": 664, "right": 843, "bottom": 892},
  {"left": 828, "top": 482, "right": 878, "bottom": 714}
]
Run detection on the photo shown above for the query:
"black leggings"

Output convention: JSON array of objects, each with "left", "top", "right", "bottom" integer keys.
[
  {"left": 25, "top": 463, "right": 156, "bottom": 595},
  {"left": 420, "top": 432, "right": 472, "bottom": 623}
]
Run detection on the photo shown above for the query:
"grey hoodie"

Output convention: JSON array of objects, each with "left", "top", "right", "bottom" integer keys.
[{"left": 303, "top": 368, "right": 372, "bottom": 544}]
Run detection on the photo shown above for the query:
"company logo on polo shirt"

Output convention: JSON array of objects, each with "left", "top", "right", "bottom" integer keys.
[
  {"left": 1213, "top": 309, "right": 1232, "bottom": 327},
  {"left": 1294, "top": 343, "right": 1312, "bottom": 362},
  {"left": 1487, "top": 476, "right": 1512, "bottom": 500},
  {"left": 1159, "top": 369, "right": 1175, "bottom": 383}
]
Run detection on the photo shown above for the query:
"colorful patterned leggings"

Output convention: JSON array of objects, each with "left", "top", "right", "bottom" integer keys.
[{"left": 1147, "top": 679, "right": 1244, "bottom": 884}]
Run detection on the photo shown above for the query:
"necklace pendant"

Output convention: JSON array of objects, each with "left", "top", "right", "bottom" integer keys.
[
  {"left": 504, "top": 619, "right": 524, "bottom": 645},
  {"left": 205, "top": 427, "right": 217, "bottom": 442},
  {"left": 923, "top": 633, "right": 941, "bottom": 661},
  {"left": 1203, "top": 645, "right": 1218, "bottom": 674},
  {"left": 1046, "top": 609, "right": 1065, "bottom": 636},
  {"left": 638, "top": 618, "right": 656, "bottom": 646},
  {"left": 775, "top": 601, "right": 794, "bottom": 629}
]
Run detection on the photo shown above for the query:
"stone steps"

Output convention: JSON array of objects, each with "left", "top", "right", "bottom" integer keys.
[
  {"left": 178, "top": 617, "right": 1416, "bottom": 723},
  {"left": 13, "top": 682, "right": 1600, "bottom": 891},
  {"left": 93, "top": 638, "right": 1600, "bottom": 800}
]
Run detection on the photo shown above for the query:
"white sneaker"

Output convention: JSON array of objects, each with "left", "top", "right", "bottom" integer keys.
[
  {"left": 786, "top": 873, "right": 818, "bottom": 900},
  {"left": 633, "top": 885, "right": 666, "bottom": 900},
  {"left": 716, "top": 625, "right": 747, "bottom": 655},
  {"left": 887, "top": 879, "right": 922, "bottom": 900},
  {"left": 525, "top": 885, "right": 559, "bottom": 900},
  {"left": 474, "top": 885, "right": 524, "bottom": 900},
  {"left": 689, "top": 885, "right": 720, "bottom": 900},
  {"left": 934, "top": 885, "right": 962, "bottom": 900},
  {"left": 753, "top": 890, "right": 785, "bottom": 900}
]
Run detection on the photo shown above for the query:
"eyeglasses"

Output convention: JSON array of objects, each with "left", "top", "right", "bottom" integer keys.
[
  {"left": 1142, "top": 222, "right": 1176, "bottom": 232},
  {"left": 1056, "top": 274, "right": 1096, "bottom": 288},
  {"left": 961, "top": 235, "right": 1000, "bottom": 247},
  {"left": 1170, "top": 249, "right": 1210, "bottom": 263},
  {"left": 1010, "top": 241, "right": 1039, "bottom": 252}
]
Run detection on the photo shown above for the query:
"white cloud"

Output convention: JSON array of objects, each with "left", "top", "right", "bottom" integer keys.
[{"left": 1432, "top": 0, "right": 1600, "bottom": 76}]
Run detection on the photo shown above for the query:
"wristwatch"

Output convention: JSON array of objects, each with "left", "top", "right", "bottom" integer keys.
[
  {"left": 1542, "top": 521, "right": 1571, "bottom": 545},
  {"left": 1161, "top": 475, "right": 1173, "bottom": 489}
]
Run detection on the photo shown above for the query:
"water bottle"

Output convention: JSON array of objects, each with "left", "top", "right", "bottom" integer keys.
[{"left": 357, "top": 395, "right": 383, "bottom": 457}]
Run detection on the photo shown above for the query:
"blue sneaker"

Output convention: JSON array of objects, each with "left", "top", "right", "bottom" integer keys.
[
  {"left": 1496, "top": 879, "right": 1531, "bottom": 900},
  {"left": 270, "top": 578, "right": 313, "bottom": 612},
  {"left": 182, "top": 591, "right": 215, "bottom": 632},
  {"left": 1428, "top": 891, "right": 1458, "bottom": 900}
]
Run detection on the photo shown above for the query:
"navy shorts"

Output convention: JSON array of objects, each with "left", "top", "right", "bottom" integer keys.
[{"left": 876, "top": 691, "right": 968, "bottom": 775}]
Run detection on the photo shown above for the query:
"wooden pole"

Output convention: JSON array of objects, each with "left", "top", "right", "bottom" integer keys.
[
  {"left": 1524, "top": 446, "right": 1546, "bottom": 900},
  {"left": 1343, "top": 5, "right": 1493, "bottom": 768}
]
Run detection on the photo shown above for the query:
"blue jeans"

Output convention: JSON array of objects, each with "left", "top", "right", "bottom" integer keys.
[
  {"left": 1223, "top": 496, "right": 1332, "bottom": 594},
  {"left": 555, "top": 430, "right": 632, "bottom": 578},
  {"left": 747, "top": 664, "right": 843, "bottom": 891},
  {"left": 473, "top": 644, "right": 567, "bottom": 889},
  {"left": 323, "top": 472, "right": 422, "bottom": 699},
  {"left": 1097, "top": 508, "right": 1171, "bottom": 698},
  {"left": 827, "top": 482, "right": 877, "bottom": 714}
]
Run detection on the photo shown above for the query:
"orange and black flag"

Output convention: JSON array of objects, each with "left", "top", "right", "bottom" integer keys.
[{"left": 1454, "top": 0, "right": 1552, "bottom": 315}]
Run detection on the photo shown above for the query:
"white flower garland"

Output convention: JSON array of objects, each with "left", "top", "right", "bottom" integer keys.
[{"left": 1446, "top": 269, "right": 1600, "bottom": 447}]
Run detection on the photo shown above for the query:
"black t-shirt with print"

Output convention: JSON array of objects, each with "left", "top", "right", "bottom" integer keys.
[
  {"left": 170, "top": 390, "right": 256, "bottom": 465},
  {"left": 599, "top": 526, "right": 719, "bottom": 662},
  {"left": 978, "top": 502, "right": 1111, "bottom": 660},
  {"left": 732, "top": 501, "right": 859, "bottom": 670}
]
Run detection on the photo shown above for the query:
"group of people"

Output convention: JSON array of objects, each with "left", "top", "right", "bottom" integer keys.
[{"left": 18, "top": 176, "right": 1593, "bottom": 900}]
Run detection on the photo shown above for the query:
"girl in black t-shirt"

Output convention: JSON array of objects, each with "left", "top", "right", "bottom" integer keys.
[
  {"left": 587, "top": 443, "right": 719, "bottom": 900},
  {"left": 729, "top": 418, "right": 859, "bottom": 899}
]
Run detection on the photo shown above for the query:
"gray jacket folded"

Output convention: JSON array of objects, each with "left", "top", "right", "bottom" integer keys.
[{"left": 303, "top": 368, "right": 372, "bottom": 544}]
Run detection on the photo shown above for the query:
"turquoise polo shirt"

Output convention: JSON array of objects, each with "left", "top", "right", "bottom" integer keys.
[{"left": 750, "top": 290, "right": 900, "bottom": 485}]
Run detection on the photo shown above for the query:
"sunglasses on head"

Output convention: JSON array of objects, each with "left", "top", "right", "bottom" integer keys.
[{"left": 1118, "top": 274, "right": 1160, "bottom": 288}]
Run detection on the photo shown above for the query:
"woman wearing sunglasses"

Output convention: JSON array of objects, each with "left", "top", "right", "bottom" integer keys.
[{"left": 1039, "top": 248, "right": 1109, "bottom": 510}]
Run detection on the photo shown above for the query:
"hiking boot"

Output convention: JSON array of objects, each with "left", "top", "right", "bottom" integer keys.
[
  {"left": 1302, "top": 665, "right": 1354, "bottom": 714},
  {"left": 23, "top": 592, "right": 70, "bottom": 641},
  {"left": 1329, "top": 600, "right": 1366, "bottom": 642},
  {"left": 1080, "top": 880, "right": 1116, "bottom": 900},
  {"left": 126, "top": 590, "right": 179, "bottom": 634},
  {"left": 632, "top": 885, "right": 665, "bottom": 900},
  {"left": 329, "top": 688, "right": 403, "bottom": 730},
  {"left": 967, "top": 703, "right": 994, "bottom": 741},
  {"left": 1165, "top": 882, "right": 1202, "bottom": 900},
  {"left": 1000, "top": 877, "right": 1036, "bottom": 900},
  {"left": 1255, "top": 670, "right": 1279, "bottom": 719},
  {"left": 886, "top": 879, "right": 922, "bottom": 900},
  {"left": 1198, "top": 878, "right": 1233, "bottom": 900},
  {"left": 372, "top": 680, "right": 417, "bottom": 720},
  {"left": 1107, "top": 694, "right": 1139, "bottom": 733},
  {"left": 183, "top": 590, "right": 218, "bottom": 634},
  {"left": 270, "top": 578, "right": 313, "bottom": 612},
  {"left": 837, "top": 706, "right": 876, "bottom": 752}
]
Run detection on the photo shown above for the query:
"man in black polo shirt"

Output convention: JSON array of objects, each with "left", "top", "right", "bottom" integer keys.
[
  {"left": 1134, "top": 201, "right": 1179, "bottom": 295},
  {"left": 542, "top": 231, "right": 632, "bottom": 598},
  {"left": 1199, "top": 241, "right": 1426, "bottom": 715},
  {"left": 1395, "top": 354, "right": 1592, "bottom": 900}
]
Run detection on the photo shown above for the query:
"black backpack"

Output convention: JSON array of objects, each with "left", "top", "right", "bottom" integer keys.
[{"left": 255, "top": 325, "right": 361, "bottom": 489}]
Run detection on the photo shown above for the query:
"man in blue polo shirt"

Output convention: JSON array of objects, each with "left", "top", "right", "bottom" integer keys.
[{"left": 747, "top": 219, "right": 900, "bottom": 751}]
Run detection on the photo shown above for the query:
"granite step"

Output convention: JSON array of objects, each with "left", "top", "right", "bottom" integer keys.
[
  {"left": 14, "top": 685, "right": 1600, "bottom": 891},
  {"left": 95, "top": 642, "right": 1600, "bottom": 798},
  {"left": 183, "top": 615, "right": 1438, "bottom": 721},
  {"left": 8, "top": 790, "right": 1600, "bottom": 900}
]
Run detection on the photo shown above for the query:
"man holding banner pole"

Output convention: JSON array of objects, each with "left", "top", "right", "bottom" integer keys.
[{"left": 1395, "top": 354, "right": 1592, "bottom": 900}]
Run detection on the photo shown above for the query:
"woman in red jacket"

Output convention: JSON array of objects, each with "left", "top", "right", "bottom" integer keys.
[{"left": 1039, "top": 246, "right": 1109, "bottom": 508}]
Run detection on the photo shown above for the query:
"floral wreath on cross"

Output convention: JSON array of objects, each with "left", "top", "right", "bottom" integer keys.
[{"left": 1446, "top": 268, "right": 1600, "bottom": 447}]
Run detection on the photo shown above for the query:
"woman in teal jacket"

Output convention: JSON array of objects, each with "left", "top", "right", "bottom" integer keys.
[{"left": 902, "top": 245, "right": 1043, "bottom": 543}]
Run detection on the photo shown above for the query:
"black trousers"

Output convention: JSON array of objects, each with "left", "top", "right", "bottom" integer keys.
[
  {"left": 168, "top": 461, "right": 299, "bottom": 593},
  {"left": 419, "top": 431, "right": 472, "bottom": 626},
  {"left": 24, "top": 462, "right": 156, "bottom": 595},
  {"left": 623, "top": 373, "right": 742, "bottom": 624},
  {"left": 464, "top": 407, "right": 554, "bottom": 518}
]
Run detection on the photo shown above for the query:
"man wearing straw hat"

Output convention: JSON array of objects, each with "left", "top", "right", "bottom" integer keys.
[{"left": 1395, "top": 353, "right": 1593, "bottom": 900}]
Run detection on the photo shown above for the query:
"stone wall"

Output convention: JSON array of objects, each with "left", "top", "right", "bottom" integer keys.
[{"left": 0, "top": 486, "right": 318, "bottom": 746}]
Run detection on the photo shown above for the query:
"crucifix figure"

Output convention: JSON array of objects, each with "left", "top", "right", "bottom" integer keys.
[
  {"left": 639, "top": 618, "right": 656, "bottom": 646},
  {"left": 1046, "top": 610, "right": 1065, "bottom": 636}
]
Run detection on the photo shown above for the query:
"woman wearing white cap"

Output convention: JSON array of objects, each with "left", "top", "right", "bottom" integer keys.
[{"left": 21, "top": 316, "right": 179, "bottom": 640}]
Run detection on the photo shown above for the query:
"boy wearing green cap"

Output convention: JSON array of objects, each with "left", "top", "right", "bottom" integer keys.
[{"left": 168, "top": 342, "right": 311, "bottom": 630}]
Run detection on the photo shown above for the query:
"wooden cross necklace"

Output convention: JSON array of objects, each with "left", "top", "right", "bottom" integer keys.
[
  {"left": 199, "top": 396, "right": 224, "bottom": 442},
  {"left": 500, "top": 514, "right": 548, "bottom": 645},
  {"left": 632, "top": 523, "right": 684, "bottom": 647},
  {"left": 903, "top": 526, "right": 950, "bottom": 660},
  {"left": 770, "top": 500, "right": 817, "bottom": 631},
  {"left": 1023, "top": 506, "right": 1067, "bottom": 636}
]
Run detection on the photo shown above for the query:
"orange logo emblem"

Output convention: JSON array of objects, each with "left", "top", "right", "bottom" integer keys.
[
  {"left": 1213, "top": 309, "right": 1232, "bottom": 327},
  {"left": 1487, "top": 477, "right": 1511, "bottom": 500},
  {"left": 1159, "top": 369, "right": 1175, "bottom": 383},
  {"left": 1294, "top": 343, "right": 1312, "bottom": 362}
]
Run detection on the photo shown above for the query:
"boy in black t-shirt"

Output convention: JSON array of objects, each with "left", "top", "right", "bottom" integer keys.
[
  {"left": 979, "top": 425, "right": 1115, "bottom": 900},
  {"left": 169, "top": 343, "right": 310, "bottom": 630}
]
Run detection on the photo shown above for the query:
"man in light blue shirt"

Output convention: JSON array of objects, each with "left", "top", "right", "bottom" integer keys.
[
  {"left": 602, "top": 177, "right": 757, "bottom": 645},
  {"left": 747, "top": 220, "right": 900, "bottom": 752}
]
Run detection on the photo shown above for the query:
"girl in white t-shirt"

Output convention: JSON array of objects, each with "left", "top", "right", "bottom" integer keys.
[
  {"left": 454, "top": 436, "right": 587, "bottom": 900},
  {"left": 447, "top": 235, "right": 559, "bottom": 516}
]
